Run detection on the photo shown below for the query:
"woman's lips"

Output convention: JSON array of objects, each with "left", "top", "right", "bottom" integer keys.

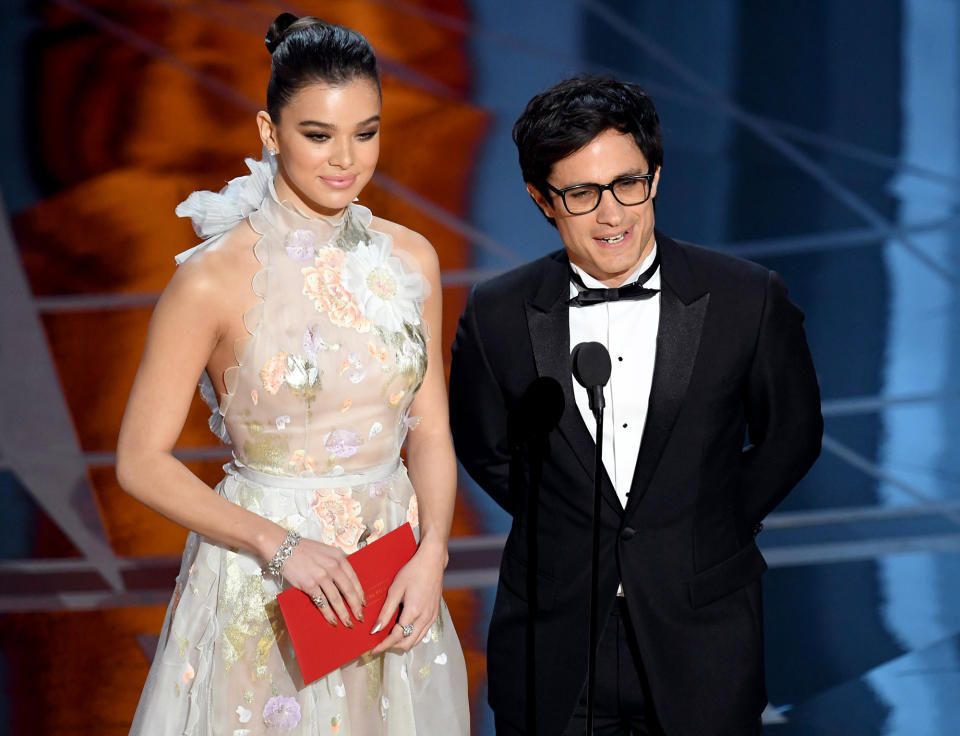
[{"left": 321, "top": 175, "right": 357, "bottom": 189}]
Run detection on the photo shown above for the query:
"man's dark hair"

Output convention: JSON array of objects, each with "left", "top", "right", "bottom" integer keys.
[{"left": 512, "top": 76, "right": 663, "bottom": 226}]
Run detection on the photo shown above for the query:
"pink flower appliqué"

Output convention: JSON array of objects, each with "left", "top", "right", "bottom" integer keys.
[
  {"left": 260, "top": 352, "right": 289, "bottom": 395},
  {"left": 302, "top": 248, "right": 371, "bottom": 333},
  {"left": 314, "top": 246, "right": 347, "bottom": 271},
  {"left": 324, "top": 429, "right": 362, "bottom": 458},
  {"left": 337, "top": 516, "right": 366, "bottom": 553},
  {"left": 311, "top": 488, "right": 365, "bottom": 552},
  {"left": 288, "top": 449, "right": 316, "bottom": 474},
  {"left": 263, "top": 695, "right": 301, "bottom": 730}
]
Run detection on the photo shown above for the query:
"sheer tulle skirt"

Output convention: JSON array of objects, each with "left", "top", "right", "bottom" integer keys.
[{"left": 130, "top": 463, "right": 469, "bottom": 735}]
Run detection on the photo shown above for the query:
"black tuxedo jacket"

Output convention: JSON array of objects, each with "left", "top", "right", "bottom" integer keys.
[{"left": 449, "top": 232, "right": 823, "bottom": 736}]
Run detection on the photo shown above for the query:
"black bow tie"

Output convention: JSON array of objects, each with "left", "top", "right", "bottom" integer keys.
[{"left": 568, "top": 250, "right": 660, "bottom": 307}]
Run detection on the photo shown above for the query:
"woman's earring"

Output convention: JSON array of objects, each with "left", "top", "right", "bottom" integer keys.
[{"left": 268, "top": 148, "right": 278, "bottom": 156}]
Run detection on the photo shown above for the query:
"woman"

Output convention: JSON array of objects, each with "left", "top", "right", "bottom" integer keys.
[{"left": 117, "top": 14, "right": 469, "bottom": 734}]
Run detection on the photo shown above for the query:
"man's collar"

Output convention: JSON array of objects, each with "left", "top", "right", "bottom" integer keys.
[
  {"left": 530, "top": 231, "right": 706, "bottom": 312},
  {"left": 569, "top": 242, "right": 660, "bottom": 291}
]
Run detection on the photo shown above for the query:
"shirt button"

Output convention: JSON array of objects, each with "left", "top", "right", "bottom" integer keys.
[
  {"left": 622, "top": 423, "right": 628, "bottom": 428},
  {"left": 621, "top": 527, "right": 637, "bottom": 540},
  {"left": 618, "top": 356, "right": 624, "bottom": 362}
]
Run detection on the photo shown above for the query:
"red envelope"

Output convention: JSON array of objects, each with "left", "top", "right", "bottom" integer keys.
[{"left": 276, "top": 522, "right": 417, "bottom": 685}]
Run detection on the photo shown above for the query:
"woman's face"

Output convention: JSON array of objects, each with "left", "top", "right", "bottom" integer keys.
[{"left": 261, "top": 78, "right": 381, "bottom": 218}]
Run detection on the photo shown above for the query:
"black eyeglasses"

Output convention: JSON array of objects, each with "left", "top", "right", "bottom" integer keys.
[{"left": 546, "top": 174, "right": 655, "bottom": 215}]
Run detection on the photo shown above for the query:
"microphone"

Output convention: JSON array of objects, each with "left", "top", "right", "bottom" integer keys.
[{"left": 571, "top": 341, "right": 612, "bottom": 415}]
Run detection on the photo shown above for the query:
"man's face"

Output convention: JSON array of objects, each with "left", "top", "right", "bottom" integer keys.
[{"left": 529, "top": 128, "right": 660, "bottom": 287}]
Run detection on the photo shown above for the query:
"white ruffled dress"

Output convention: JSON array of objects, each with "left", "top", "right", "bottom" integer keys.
[{"left": 130, "top": 156, "right": 470, "bottom": 735}]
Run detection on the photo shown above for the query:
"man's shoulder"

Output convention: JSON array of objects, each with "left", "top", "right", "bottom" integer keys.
[
  {"left": 666, "top": 234, "right": 767, "bottom": 277},
  {"left": 660, "top": 233, "right": 770, "bottom": 295}
]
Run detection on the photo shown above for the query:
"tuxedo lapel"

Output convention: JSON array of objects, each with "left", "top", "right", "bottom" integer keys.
[
  {"left": 624, "top": 235, "right": 710, "bottom": 520},
  {"left": 525, "top": 252, "right": 622, "bottom": 514}
]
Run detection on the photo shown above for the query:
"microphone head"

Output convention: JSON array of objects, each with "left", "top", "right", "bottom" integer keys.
[{"left": 571, "top": 341, "right": 612, "bottom": 389}]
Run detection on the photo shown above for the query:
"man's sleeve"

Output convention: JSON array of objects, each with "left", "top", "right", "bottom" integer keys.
[
  {"left": 740, "top": 270, "right": 823, "bottom": 527},
  {"left": 449, "top": 285, "right": 515, "bottom": 514}
]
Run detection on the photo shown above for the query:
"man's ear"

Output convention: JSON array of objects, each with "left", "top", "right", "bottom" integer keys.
[
  {"left": 649, "top": 166, "right": 661, "bottom": 200},
  {"left": 526, "top": 182, "right": 557, "bottom": 220},
  {"left": 257, "top": 110, "right": 279, "bottom": 154}
]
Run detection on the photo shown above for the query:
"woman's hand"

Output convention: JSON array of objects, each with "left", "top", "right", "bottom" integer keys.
[
  {"left": 280, "top": 538, "right": 366, "bottom": 628},
  {"left": 370, "top": 536, "right": 447, "bottom": 654}
]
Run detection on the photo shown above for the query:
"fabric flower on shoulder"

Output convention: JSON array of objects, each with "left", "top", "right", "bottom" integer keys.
[
  {"left": 342, "top": 237, "right": 423, "bottom": 333},
  {"left": 175, "top": 153, "right": 276, "bottom": 241}
]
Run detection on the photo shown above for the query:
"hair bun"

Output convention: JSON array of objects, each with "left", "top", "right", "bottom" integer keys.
[{"left": 265, "top": 12, "right": 299, "bottom": 54}]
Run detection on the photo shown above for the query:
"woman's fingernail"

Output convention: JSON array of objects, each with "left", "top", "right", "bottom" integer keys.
[
  {"left": 370, "top": 622, "right": 383, "bottom": 634},
  {"left": 358, "top": 612, "right": 365, "bottom": 622}
]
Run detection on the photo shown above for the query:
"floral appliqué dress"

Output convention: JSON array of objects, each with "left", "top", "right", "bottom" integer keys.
[{"left": 130, "top": 157, "right": 469, "bottom": 735}]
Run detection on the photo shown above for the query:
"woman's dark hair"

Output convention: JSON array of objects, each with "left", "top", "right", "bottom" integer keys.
[
  {"left": 513, "top": 76, "right": 663, "bottom": 226},
  {"left": 264, "top": 13, "right": 381, "bottom": 120}
]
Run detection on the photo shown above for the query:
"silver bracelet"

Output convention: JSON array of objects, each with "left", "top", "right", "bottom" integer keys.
[{"left": 266, "top": 529, "right": 302, "bottom": 578}]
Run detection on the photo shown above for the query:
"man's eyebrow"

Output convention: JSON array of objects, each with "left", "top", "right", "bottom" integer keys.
[{"left": 559, "top": 168, "right": 650, "bottom": 188}]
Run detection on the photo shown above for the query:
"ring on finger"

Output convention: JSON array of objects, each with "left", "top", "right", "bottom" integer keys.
[
  {"left": 311, "top": 594, "right": 327, "bottom": 610},
  {"left": 401, "top": 623, "right": 415, "bottom": 637}
]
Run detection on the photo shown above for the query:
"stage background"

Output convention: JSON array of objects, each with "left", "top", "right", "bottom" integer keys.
[{"left": 2, "top": 1, "right": 960, "bottom": 734}]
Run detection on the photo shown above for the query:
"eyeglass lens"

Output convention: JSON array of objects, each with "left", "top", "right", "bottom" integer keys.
[{"left": 564, "top": 177, "right": 649, "bottom": 214}]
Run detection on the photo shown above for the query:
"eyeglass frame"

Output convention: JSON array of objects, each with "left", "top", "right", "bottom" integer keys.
[{"left": 545, "top": 173, "right": 656, "bottom": 215}]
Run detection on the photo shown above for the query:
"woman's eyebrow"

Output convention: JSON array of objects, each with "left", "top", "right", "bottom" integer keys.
[{"left": 297, "top": 115, "right": 381, "bottom": 130}]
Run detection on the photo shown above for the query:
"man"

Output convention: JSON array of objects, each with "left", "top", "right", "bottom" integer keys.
[{"left": 449, "top": 77, "right": 822, "bottom": 736}]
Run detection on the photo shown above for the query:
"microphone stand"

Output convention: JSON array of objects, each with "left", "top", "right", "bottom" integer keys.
[
  {"left": 586, "top": 385, "right": 604, "bottom": 736},
  {"left": 572, "top": 341, "right": 611, "bottom": 736}
]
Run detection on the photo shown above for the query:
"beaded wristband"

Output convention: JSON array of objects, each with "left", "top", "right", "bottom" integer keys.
[{"left": 266, "top": 529, "right": 302, "bottom": 578}]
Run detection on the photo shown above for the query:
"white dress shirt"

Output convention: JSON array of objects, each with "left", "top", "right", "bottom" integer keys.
[
  {"left": 569, "top": 245, "right": 661, "bottom": 509},
  {"left": 570, "top": 246, "right": 660, "bottom": 596}
]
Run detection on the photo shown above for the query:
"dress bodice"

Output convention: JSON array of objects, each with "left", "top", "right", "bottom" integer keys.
[{"left": 176, "top": 155, "right": 428, "bottom": 478}]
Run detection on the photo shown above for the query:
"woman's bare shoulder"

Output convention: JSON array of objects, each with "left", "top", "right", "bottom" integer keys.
[{"left": 165, "top": 220, "right": 261, "bottom": 310}]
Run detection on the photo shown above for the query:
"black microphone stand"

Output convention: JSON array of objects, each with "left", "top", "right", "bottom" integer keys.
[
  {"left": 571, "top": 342, "right": 611, "bottom": 736},
  {"left": 585, "top": 384, "right": 604, "bottom": 736}
]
